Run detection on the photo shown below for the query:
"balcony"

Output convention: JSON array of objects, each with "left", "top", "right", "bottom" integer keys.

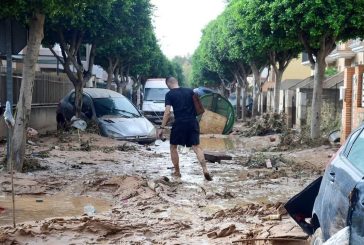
[
  {"left": 349, "top": 38, "right": 364, "bottom": 53},
  {"left": 326, "top": 42, "right": 355, "bottom": 63}
]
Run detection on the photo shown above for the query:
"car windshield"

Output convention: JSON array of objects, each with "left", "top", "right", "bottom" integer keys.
[
  {"left": 144, "top": 88, "right": 169, "bottom": 101},
  {"left": 93, "top": 97, "right": 141, "bottom": 118}
]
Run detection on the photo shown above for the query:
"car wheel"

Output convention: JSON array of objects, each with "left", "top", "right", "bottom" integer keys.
[
  {"left": 56, "top": 114, "right": 67, "bottom": 131},
  {"left": 310, "top": 228, "right": 324, "bottom": 245}
]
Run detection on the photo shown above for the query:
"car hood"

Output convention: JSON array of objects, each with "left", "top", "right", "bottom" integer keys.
[{"left": 98, "top": 116, "right": 154, "bottom": 137}]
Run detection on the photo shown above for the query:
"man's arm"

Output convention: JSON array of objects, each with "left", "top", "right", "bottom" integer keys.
[{"left": 157, "top": 105, "right": 171, "bottom": 139}]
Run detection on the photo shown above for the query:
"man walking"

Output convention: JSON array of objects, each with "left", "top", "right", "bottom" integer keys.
[{"left": 157, "top": 77, "right": 212, "bottom": 181}]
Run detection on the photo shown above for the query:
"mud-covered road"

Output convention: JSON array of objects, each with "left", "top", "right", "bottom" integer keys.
[{"left": 0, "top": 128, "right": 338, "bottom": 244}]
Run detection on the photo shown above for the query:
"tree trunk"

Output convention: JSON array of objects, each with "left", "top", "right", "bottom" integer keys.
[
  {"left": 241, "top": 83, "right": 247, "bottom": 121},
  {"left": 251, "top": 65, "right": 261, "bottom": 117},
  {"left": 274, "top": 70, "right": 283, "bottom": 113},
  {"left": 236, "top": 81, "right": 241, "bottom": 119},
  {"left": 74, "top": 82, "right": 83, "bottom": 118},
  {"left": 310, "top": 53, "right": 326, "bottom": 139},
  {"left": 11, "top": 12, "right": 45, "bottom": 172},
  {"left": 106, "top": 58, "right": 113, "bottom": 90}
]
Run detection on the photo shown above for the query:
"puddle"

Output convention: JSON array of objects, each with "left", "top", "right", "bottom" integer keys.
[
  {"left": 0, "top": 194, "right": 112, "bottom": 226},
  {"left": 200, "top": 136, "right": 235, "bottom": 151}
]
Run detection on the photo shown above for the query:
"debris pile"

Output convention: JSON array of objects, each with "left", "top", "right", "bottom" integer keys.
[
  {"left": 236, "top": 152, "right": 291, "bottom": 169},
  {"left": 237, "top": 113, "right": 287, "bottom": 137},
  {"left": 279, "top": 126, "right": 329, "bottom": 149},
  {"left": 22, "top": 157, "right": 49, "bottom": 172}
]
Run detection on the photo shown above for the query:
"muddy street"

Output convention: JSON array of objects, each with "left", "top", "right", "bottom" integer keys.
[{"left": 0, "top": 129, "right": 338, "bottom": 244}]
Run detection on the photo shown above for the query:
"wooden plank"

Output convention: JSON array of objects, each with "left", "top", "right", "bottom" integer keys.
[{"left": 204, "top": 151, "right": 232, "bottom": 163}]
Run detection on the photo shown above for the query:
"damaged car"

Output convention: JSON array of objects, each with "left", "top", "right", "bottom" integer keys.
[
  {"left": 285, "top": 125, "right": 364, "bottom": 244},
  {"left": 57, "top": 88, "right": 156, "bottom": 144}
]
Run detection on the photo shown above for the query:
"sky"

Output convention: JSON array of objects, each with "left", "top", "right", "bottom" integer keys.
[{"left": 151, "top": 0, "right": 226, "bottom": 59}]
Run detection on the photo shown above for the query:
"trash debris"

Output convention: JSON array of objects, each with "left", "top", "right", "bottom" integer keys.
[
  {"left": 71, "top": 116, "right": 87, "bottom": 131},
  {"left": 207, "top": 224, "right": 236, "bottom": 238},
  {"left": 262, "top": 214, "right": 281, "bottom": 221},
  {"left": 269, "top": 136, "right": 276, "bottom": 142},
  {"left": 3, "top": 101, "right": 15, "bottom": 128},
  {"left": 265, "top": 159, "right": 272, "bottom": 169},
  {"left": 328, "top": 130, "right": 340, "bottom": 144},
  {"left": 239, "top": 113, "right": 286, "bottom": 137},
  {"left": 26, "top": 127, "right": 39, "bottom": 140},
  {"left": 27, "top": 140, "right": 37, "bottom": 146},
  {"left": 84, "top": 204, "right": 96, "bottom": 216}
]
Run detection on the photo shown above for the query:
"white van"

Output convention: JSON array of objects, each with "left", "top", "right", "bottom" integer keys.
[{"left": 142, "top": 78, "right": 172, "bottom": 124}]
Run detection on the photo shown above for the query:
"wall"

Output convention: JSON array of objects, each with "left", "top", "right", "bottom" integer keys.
[
  {"left": 282, "top": 55, "right": 312, "bottom": 81},
  {"left": 300, "top": 88, "right": 342, "bottom": 132},
  {"left": 341, "top": 65, "right": 364, "bottom": 143},
  {"left": 0, "top": 105, "right": 57, "bottom": 138}
]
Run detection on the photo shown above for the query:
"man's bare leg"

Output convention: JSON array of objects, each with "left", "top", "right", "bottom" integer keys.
[
  {"left": 170, "top": 144, "right": 181, "bottom": 177},
  {"left": 192, "top": 145, "right": 212, "bottom": 181}
]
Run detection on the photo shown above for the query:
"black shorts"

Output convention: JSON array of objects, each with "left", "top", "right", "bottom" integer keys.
[{"left": 170, "top": 119, "right": 200, "bottom": 147}]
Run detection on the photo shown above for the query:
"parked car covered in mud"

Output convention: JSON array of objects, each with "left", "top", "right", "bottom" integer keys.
[
  {"left": 57, "top": 88, "right": 156, "bottom": 144},
  {"left": 285, "top": 125, "right": 364, "bottom": 244}
]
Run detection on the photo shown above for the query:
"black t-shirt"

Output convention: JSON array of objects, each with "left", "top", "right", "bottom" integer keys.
[{"left": 165, "top": 88, "right": 196, "bottom": 122}]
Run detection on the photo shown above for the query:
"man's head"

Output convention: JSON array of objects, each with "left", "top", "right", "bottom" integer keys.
[{"left": 165, "top": 76, "right": 179, "bottom": 89}]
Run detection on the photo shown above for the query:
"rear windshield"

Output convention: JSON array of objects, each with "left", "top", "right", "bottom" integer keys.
[
  {"left": 93, "top": 97, "right": 140, "bottom": 118},
  {"left": 144, "top": 88, "right": 169, "bottom": 101}
]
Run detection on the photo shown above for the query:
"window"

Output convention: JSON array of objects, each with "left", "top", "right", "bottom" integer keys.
[
  {"left": 343, "top": 129, "right": 361, "bottom": 156},
  {"left": 347, "top": 129, "right": 364, "bottom": 173},
  {"left": 82, "top": 95, "right": 93, "bottom": 119},
  {"left": 144, "top": 88, "right": 169, "bottom": 101},
  {"left": 69, "top": 92, "right": 75, "bottom": 104},
  {"left": 93, "top": 97, "right": 140, "bottom": 118}
]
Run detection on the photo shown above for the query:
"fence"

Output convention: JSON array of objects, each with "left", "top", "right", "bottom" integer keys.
[{"left": 0, "top": 67, "right": 73, "bottom": 105}]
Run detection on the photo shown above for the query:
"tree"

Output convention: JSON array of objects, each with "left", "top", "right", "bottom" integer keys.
[
  {"left": 44, "top": 0, "right": 115, "bottom": 118},
  {"left": 95, "top": 0, "right": 153, "bottom": 91},
  {"left": 242, "top": 0, "right": 302, "bottom": 113},
  {"left": 191, "top": 47, "right": 221, "bottom": 88},
  {"left": 229, "top": 0, "right": 269, "bottom": 117},
  {"left": 272, "top": 0, "right": 364, "bottom": 138},
  {"left": 172, "top": 56, "right": 192, "bottom": 87},
  {"left": 1, "top": 1, "right": 55, "bottom": 171}
]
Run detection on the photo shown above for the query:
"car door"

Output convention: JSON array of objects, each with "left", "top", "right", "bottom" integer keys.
[
  {"left": 63, "top": 92, "right": 76, "bottom": 121},
  {"left": 344, "top": 130, "right": 364, "bottom": 244},
  {"left": 81, "top": 95, "right": 93, "bottom": 120},
  {"left": 350, "top": 181, "right": 364, "bottom": 244},
  {"left": 318, "top": 128, "right": 363, "bottom": 240}
]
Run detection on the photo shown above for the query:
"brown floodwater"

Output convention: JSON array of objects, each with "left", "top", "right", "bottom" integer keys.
[{"left": 0, "top": 194, "right": 112, "bottom": 226}]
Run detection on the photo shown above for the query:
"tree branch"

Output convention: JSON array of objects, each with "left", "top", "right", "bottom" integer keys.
[
  {"left": 49, "top": 46, "right": 64, "bottom": 66},
  {"left": 75, "top": 31, "right": 84, "bottom": 55},
  {"left": 298, "top": 32, "right": 316, "bottom": 66},
  {"left": 84, "top": 43, "right": 96, "bottom": 81}
]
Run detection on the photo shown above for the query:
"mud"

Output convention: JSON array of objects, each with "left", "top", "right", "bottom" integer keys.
[{"left": 0, "top": 126, "right": 338, "bottom": 244}]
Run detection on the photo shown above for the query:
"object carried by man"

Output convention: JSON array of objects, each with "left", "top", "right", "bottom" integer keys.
[{"left": 192, "top": 93, "right": 205, "bottom": 116}]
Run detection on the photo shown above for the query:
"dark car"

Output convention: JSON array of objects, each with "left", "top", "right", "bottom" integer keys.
[
  {"left": 57, "top": 88, "right": 156, "bottom": 144},
  {"left": 193, "top": 87, "right": 216, "bottom": 97},
  {"left": 285, "top": 125, "right": 364, "bottom": 244}
]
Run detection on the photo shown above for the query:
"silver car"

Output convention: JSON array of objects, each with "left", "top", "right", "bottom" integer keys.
[{"left": 56, "top": 88, "right": 156, "bottom": 144}]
